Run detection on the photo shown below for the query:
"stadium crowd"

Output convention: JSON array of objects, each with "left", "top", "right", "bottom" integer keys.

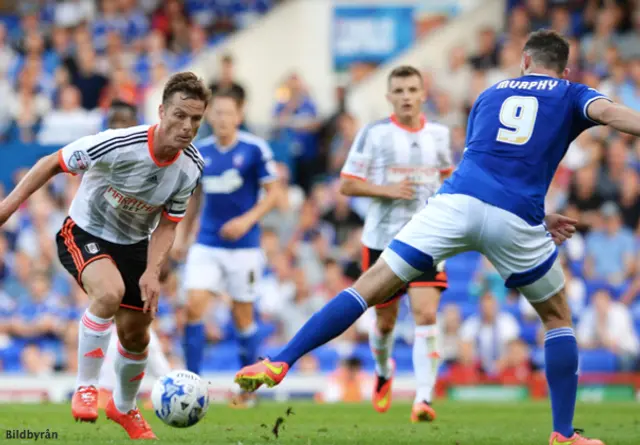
[{"left": 0, "top": 0, "right": 639, "bottom": 389}]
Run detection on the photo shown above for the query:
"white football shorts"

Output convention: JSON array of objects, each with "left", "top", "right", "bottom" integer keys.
[
  {"left": 184, "top": 244, "right": 264, "bottom": 303},
  {"left": 380, "top": 193, "right": 564, "bottom": 303}
]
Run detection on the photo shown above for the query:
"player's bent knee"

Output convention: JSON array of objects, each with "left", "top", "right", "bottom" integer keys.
[
  {"left": 353, "top": 259, "right": 406, "bottom": 307},
  {"left": 185, "top": 290, "right": 211, "bottom": 322},
  {"left": 116, "top": 308, "right": 153, "bottom": 352},
  {"left": 409, "top": 287, "right": 441, "bottom": 325},
  {"left": 82, "top": 259, "right": 125, "bottom": 312}
]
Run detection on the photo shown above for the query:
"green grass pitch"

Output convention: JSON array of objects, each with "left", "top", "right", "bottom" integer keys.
[{"left": 1, "top": 401, "right": 639, "bottom": 444}]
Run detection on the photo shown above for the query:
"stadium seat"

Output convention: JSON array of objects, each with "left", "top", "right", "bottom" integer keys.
[
  {"left": 579, "top": 349, "right": 618, "bottom": 373},
  {"left": 520, "top": 321, "right": 540, "bottom": 346}
]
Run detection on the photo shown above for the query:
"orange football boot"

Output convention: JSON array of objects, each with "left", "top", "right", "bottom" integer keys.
[
  {"left": 71, "top": 386, "right": 99, "bottom": 423},
  {"left": 549, "top": 429, "right": 605, "bottom": 445},
  {"left": 372, "top": 359, "right": 395, "bottom": 413},
  {"left": 105, "top": 397, "right": 157, "bottom": 440},
  {"left": 234, "top": 358, "right": 289, "bottom": 392},
  {"left": 410, "top": 401, "right": 437, "bottom": 423}
]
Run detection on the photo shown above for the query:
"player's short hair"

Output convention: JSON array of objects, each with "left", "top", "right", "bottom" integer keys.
[
  {"left": 523, "top": 29, "right": 570, "bottom": 74},
  {"left": 211, "top": 89, "right": 242, "bottom": 108},
  {"left": 162, "top": 72, "right": 211, "bottom": 106},
  {"left": 387, "top": 65, "right": 423, "bottom": 88}
]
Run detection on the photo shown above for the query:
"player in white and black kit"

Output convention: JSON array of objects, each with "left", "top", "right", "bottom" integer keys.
[
  {"left": 0, "top": 73, "right": 210, "bottom": 440},
  {"left": 340, "top": 66, "right": 452, "bottom": 422}
]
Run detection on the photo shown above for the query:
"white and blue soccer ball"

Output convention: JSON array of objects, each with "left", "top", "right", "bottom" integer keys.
[{"left": 151, "top": 370, "right": 210, "bottom": 428}]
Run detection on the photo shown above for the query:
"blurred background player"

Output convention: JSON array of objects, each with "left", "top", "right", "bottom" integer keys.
[
  {"left": 175, "top": 89, "right": 280, "bottom": 407},
  {"left": 0, "top": 72, "right": 209, "bottom": 440},
  {"left": 97, "top": 100, "right": 172, "bottom": 409},
  {"left": 339, "top": 65, "right": 452, "bottom": 422}
]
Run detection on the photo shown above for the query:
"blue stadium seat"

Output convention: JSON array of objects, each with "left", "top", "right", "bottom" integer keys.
[
  {"left": 579, "top": 349, "right": 617, "bottom": 372},
  {"left": 520, "top": 321, "right": 540, "bottom": 346}
]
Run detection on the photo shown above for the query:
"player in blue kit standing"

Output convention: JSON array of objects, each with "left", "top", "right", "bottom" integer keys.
[
  {"left": 235, "top": 30, "right": 640, "bottom": 443},
  {"left": 175, "top": 90, "right": 280, "bottom": 406}
]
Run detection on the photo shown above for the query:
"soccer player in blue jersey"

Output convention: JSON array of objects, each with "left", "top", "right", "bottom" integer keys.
[
  {"left": 234, "top": 30, "right": 640, "bottom": 443},
  {"left": 176, "top": 90, "right": 280, "bottom": 406}
]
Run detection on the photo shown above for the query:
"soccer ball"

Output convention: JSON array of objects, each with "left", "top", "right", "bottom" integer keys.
[{"left": 151, "top": 370, "right": 210, "bottom": 428}]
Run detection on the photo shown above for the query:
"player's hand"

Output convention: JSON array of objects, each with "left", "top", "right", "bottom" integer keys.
[
  {"left": 544, "top": 213, "right": 578, "bottom": 246},
  {"left": 219, "top": 216, "right": 253, "bottom": 241},
  {"left": 385, "top": 179, "right": 415, "bottom": 200},
  {"left": 139, "top": 269, "right": 161, "bottom": 317}
]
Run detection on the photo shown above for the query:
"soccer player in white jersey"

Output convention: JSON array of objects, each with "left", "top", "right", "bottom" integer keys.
[
  {"left": 97, "top": 100, "right": 172, "bottom": 409},
  {"left": 174, "top": 90, "right": 280, "bottom": 407},
  {"left": 235, "top": 30, "right": 640, "bottom": 444},
  {"left": 0, "top": 72, "right": 209, "bottom": 440},
  {"left": 340, "top": 65, "right": 452, "bottom": 422}
]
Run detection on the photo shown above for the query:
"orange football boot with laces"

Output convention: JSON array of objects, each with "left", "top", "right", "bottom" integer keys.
[
  {"left": 105, "top": 397, "right": 157, "bottom": 440},
  {"left": 72, "top": 386, "right": 99, "bottom": 422},
  {"left": 410, "top": 401, "right": 437, "bottom": 423}
]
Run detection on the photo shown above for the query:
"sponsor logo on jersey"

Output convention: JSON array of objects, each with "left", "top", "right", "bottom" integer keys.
[
  {"left": 201, "top": 169, "right": 244, "bottom": 194},
  {"left": 386, "top": 165, "right": 439, "bottom": 184},
  {"left": 104, "top": 185, "right": 159, "bottom": 214},
  {"left": 69, "top": 150, "right": 90, "bottom": 171}
]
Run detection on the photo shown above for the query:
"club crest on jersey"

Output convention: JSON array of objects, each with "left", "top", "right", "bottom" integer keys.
[
  {"left": 232, "top": 154, "right": 244, "bottom": 167},
  {"left": 104, "top": 185, "right": 159, "bottom": 214},
  {"left": 85, "top": 242, "right": 99, "bottom": 254},
  {"left": 69, "top": 150, "right": 90, "bottom": 171}
]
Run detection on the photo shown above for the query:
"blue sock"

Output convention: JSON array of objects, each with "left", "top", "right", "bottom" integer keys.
[
  {"left": 544, "top": 327, "right": 578, "bottom": 437},
  {"left": 184, "top": 322, "right": 205, "bottom": 375},
  {"left": 273, "top": 288, "right": 368, "bottom": 366},
  {"left": 237, "top": 323, "right": 260, "bottom": 367}
]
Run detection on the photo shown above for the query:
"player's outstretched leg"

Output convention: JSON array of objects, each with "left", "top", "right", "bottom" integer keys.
[
  {"left": 527, "top": 281, "right": 604, "bottom": 445},
  {"left": 234, "top": 259, "right": 407, "bottom": 392},
  {"left": 105, "top": 308, "right": 156, "bottom": 440},
  {"left": 369, "top": 302, "right": 398, "bottom": 413},
  {"left": 408, "top": 285, "right": 443, "bottom": 423},
  {"left": 72, "top": 260, "right": 124, "bottom": 423}
]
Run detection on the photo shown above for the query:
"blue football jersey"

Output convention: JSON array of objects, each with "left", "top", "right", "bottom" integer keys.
[
  {"left": 196, "top": 131, "right": 277, "bottom": 249},
  {"left": 440, "top": 74, "right": 609, "bottom": 225}
]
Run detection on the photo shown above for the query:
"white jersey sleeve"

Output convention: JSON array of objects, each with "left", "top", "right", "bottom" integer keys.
[
  {"left": 58, "top": 129, "right": 135, "bottom": 175},
  {"left": 163, "top": 176, "right": 200, "bottom": 223},
  {"left": 340, "top": 125, "right": 376, "bottom": 181}
]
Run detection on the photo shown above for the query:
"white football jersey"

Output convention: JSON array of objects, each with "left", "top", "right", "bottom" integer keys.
[
  {"left": 58, "top": 124, "right": 203, "bottom": 245},
  {"left": 341, "top": 115, "right": 452, "bottom": 250}
]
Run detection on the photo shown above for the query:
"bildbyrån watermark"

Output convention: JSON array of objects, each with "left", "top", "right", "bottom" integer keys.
[{"left": 6, "top": 429, "right": 59, "bottom": 440}]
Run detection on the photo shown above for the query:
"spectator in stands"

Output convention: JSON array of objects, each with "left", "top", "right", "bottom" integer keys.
[
  {"left": 21, "top": 344, "right": 55, "bottom": 375},
  {"left": 584, "top": 202, "right": 636, "bottom": 287},
  {"left": 561, "top": 257, "right": 587, "bottom": 316},
  {"left": 320, "top": 183, "right": 364, "bottom": 247},
  {"left": 582, "top": 9, "right": 620, "bottom": 63},
  {"left": 577, "top": 288, "right": 640, "bottom": 371},
  {"left": 438, "top": 304, "right": 462, "bottom": 365},
  {"left": 469, "top": 27, "right": 498, "bottom": 70},
  {"left": 446, "top": 340, "right": 482, "bottom": 384},
  {"left": 71, "top": 45, "right": 109, "bottom": 110},
  {"left": 497, "top": 338, "right": 536, "bottom": 384},
  {"left": 37, "top": 85, "right": 102, "bottom": 145},
  {"left": 460, "top": 290, "right": 520, "bottom": 376},
  {"left": 597, "top": 138, "right": 629, "bottom": 200},
  {"left": 276, "top": 268, "right": 325, "bottom": 342},
  {"left": 437, "top": 45, "right": 471, "bottom": 108},
  {"left": 209, "top": 54, "right": 246, "bottom": 107},
  {"left": 525, "top": 0, "right": 549, "bottom": 31},
  {"left": 619, "top": 169, "right": 640, "bottom": 231},
  {"left": 566, "top": 165, "right": 605, "bottom": 232},
  {"left": 258, "top": 251, "right": 295, "bottom": 321},
  {"left": 274, "top": 73, "right": 321, "bottom": 193},
  {"left": 328, "top": 112, "right": 357, "bottom": 176},
  {"left": 470, "top": 257, "right": 507, "bottom": 302},
  {"left": 316, "top": 357, "right": 372, "bottom": 404},
  {"left": 0, "top": 22, "right": 16, "bottom": 75}
]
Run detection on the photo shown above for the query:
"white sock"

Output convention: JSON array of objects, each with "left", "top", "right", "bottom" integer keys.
[
  {"left": 369, "top": 321, "right": 394, "bottom": 378},
  {"left": 413, "top": 324, "right": 440, "bottom": 404},
  {"left": 113, "top": 342, "right": 148, "bottom": 413},
  {"left": 147, "top": 329, "right": 171, "bottom": 377},
  {"left": 98, "top": 326, "right": 118, "bottom": 391},
  {"left": 77, "top": 310, "right": 113, "bottom": 388}
]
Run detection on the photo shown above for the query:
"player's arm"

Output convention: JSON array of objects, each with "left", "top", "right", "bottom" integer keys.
[
  {"left": 0, "top": 153, "right": 62, "bottom": 225},
  {"left": 586, "top": 99, "right": 640, "bottom": 136},
  {"left": 339, "top": 126, "right": 413, "bottom": 200},
  {"left": 141, "top": 215, "right": 179, "bottom": 315}
]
